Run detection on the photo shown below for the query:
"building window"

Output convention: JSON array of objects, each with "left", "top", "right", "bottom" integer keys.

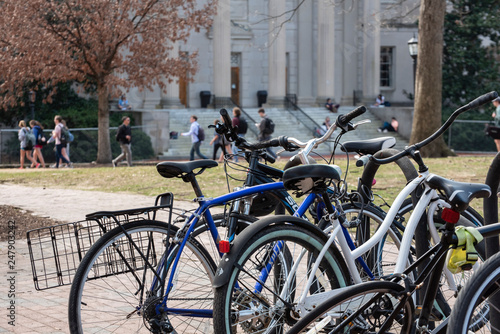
[
  {"left": 380, "top": 47, "right": 393, "bottom": 87},
  {"left": 231, "top": 53, "right": 241, "bottom": 67}
]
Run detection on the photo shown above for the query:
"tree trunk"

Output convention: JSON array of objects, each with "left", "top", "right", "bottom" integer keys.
[
  {"left": 410, "top": 0, "right": 452, "bottom": 157},
  {"left": 97, "top": 84, "right": 112, "bottom": 164}
]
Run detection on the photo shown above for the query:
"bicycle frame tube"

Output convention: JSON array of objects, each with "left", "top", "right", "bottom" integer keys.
[
  {"left": 352, "top": 173, "right": 427, "bottom": 261},
  {"left": 163, "top": 182, "right": 286, "bottom": 299},
  {"left": 393, "top": 178, "right": 434, "bottom": 274},
  {"left": 161, "top": 181, "right": 318, "bottom": 317}
]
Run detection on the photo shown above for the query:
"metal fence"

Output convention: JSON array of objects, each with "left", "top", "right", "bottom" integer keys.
[
  {"left": 0, "top": 120, "right": 497, "bottom": 165},
  {"left": 446, "top": 119, "right": 497, "bottom": 153},
  {"left": 0, "top": 125, "right": 155, "bottom": 165}
]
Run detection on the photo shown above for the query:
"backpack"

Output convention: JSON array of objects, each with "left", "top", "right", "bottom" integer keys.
[
  {"left": 36, "top": 128, "right": 43, "bottom": 145},
  {"left": 486, "top": 124, "right": 500, "bottom": 139},
  {"left": 238, "top": 117, "right": 248, "bottom": 134},
  {"left": 197, "top": 124, "right": 205, "bottom": 142},
  {"left": 23, "top": 128, "right": 36, "bottom": 150},
  {"left": 68, "top": 130, "right": 74, "bottom": 143},
  {"left": 35, "top": 127, "right": 46, "bottom": 145},
  {"left": 60, "top": 126, "right": 73, "bottom": 145},
  {"left": 116, "top": 124, "right": 123, "bottom": 142},
  {"left": 263, "top": 118, "right": 275, "bottom": 135}
]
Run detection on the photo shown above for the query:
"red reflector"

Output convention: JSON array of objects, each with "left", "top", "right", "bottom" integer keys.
[
  {"left": 219, "top": 240, "right": 230, "bottom": 253},
  {"left": 441, "top": 208, "right": 460, "bottom": 224}
]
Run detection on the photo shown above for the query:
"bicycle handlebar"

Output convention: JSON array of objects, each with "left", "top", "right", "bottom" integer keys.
[
  {"left": 217, "top": 105, "right": 366, "bottom": 156},
  {"left": 371, "top": 91, "right": 498, "bottom": 166},
  {"left": 337, "top": 106, "right": 367, "bottom": 129}
]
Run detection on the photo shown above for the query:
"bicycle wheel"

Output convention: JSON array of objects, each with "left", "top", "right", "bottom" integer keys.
[
  {"left": 447, "top": 251, "right": 500, "bottom": 334},
  {"left": 213, "top": 223, "right": 350, "bottom": 334},
  {"left": 395, "top": 199, "right": 486, "bottom": 318},
  {"left": 287, "top": 280, "right": 414, "bottom": 334},
  {"left": 68, "top": 215, "right": 252, "bottom": 334}
]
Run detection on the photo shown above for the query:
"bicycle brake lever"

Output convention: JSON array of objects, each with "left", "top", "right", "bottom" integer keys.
[{"left": 353, "top": 119, "right": 371, "bottom": 129}]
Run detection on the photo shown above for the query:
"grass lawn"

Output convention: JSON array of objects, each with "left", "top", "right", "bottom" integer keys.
[{"left": 0, "top": 155, "right": 495, "bottom": 215}]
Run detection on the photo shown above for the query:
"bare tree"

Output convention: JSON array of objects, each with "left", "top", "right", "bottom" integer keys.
[
  {"left": 0, "top": 0, "right": 215, "bottom": 163},
  {"left": 410, "top": 0, "right": 452, "bottom": 157}
]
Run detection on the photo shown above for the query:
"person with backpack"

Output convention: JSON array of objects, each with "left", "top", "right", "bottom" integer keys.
[
  {"left": 231, "top": 107, "right": 247, "bottom": 163},
  {"left": 29, "top": 120, "right": 46, "bottom": 168},
  {"left": 51, "top": 115, "right": 73, "bottom": 168},
  {"left": 17, "top": 120, "right": 37, "bottom": 169},
  {"left": 256, "top": 108, "right": 277, "bottom": 159},
  {"left": 112, "top": 116, "right": 133, "bottom": 167},
  {"left": 181, "top": 115, "right": 208, "bottom": 161}
]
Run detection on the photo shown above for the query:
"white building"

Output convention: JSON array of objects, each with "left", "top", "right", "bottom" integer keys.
[{"left": 126, "top": 0, "right": 419, "bottom": 109}]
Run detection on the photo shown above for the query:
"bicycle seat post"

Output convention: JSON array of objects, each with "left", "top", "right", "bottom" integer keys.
[{"left": 183, "top": 172, "right": 204, "bottom": 199}]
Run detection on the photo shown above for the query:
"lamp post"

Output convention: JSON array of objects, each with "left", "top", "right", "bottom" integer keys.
[
  {"left": 408, "top": 36, "right": 418, "bottom": 97},
  {"left": 28, "top": 90, "right": 36, "bottom": 120}
]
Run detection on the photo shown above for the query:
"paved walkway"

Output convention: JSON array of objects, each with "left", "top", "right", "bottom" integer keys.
[{"left": 0, "top": 184, "right": 200, "bottom": 333}]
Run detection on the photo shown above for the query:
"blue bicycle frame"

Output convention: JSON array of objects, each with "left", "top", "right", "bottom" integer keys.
[{"left": 153, "top": 180, "right": 375, "bottom": 318}]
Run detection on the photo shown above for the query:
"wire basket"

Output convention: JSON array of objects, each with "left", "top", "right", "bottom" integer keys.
[{"left": 27, "top": 192, "right": 174, "bottom": 290}]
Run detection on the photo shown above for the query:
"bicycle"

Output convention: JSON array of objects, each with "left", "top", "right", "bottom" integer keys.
[
  {"left": 444, "top": 151, "right": 500, "bottom": 334},
  {"left": 66, "top": 106, "right": 375, "bottom": 333},
  {"left": 282, "top": 91, "right": 499, "bottom": 334},
  {"left": 212, "top": 92, "right": 497, "bottom": 334}
]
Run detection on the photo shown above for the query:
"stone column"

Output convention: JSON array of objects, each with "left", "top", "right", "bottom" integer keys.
[
  {"left": 362, "top": 0, "right": 381, "bottom": 105},
  {"left": 213, "top": 0, "right": 231, "bottom": 104},
  {"left": 340, "top": 2, "right": 359, "bottom": 106},
  {"left": 316, "top": 0, "right": 336, "bottom": 105},
  {"left": 297, "top": 0, "right": 315, "bottom": 105},
  {"left": 161, "top": 43, "right": 183, "bottom": 109},
  {"left": 143, "top": 85, "right": 162, "bottom": 109},
  {"left": 267, "top": 0, "right": 286, "bottom": 107}
]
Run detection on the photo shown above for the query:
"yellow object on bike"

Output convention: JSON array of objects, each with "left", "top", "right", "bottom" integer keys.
[{"left": 446, "top": 226, "right": 483, "bottom": 274}]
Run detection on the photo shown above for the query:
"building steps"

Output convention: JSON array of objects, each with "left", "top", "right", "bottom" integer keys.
[{"left": 159, "top": 106, "right": 410, "bottom": 160}]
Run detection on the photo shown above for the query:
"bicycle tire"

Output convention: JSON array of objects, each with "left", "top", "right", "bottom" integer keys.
[
  {"left": 396, "top": 198, "right": 486, "bottom": 315},
  {"left": 213, "top": 223, "right": 350, "bottom": 334},
  {"left": 341, "top": 200, "right": 486, "bottom": 325},
  {"left": 287, "top": 280, "right": 414, "bottom": 334},
  {"left": 68, "top": 214, "right": 257, "bottom": 334},
  {"left": 447, "top": 251, "right": 500, "bottom": 334},
  {"left": 393, "top": 197, "right": 486, "bottom": 323}
]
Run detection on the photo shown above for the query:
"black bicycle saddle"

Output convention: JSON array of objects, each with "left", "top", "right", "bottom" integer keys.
[
  {"left": 426, "top": 174, "right": 491, "bottom": 212},
  {"left": 341, "top": 137, "right": 396, "bottom": 155},
  {"left": 156, "top": 160, "right": 218, "bottom": 179},
  {"left": 282, "top": 164, "right": 341, "bottom": 197}
]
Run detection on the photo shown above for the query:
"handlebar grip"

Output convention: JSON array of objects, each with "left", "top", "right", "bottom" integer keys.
[
  {"left": 466, "top": 91, "right": 498, "bottom": 110},
  {"left": 355, "top": 155, "right": 371, "bottom": 168},
  {"left": 337, "top": 106, "right": 366, "bottom": 126},
  {"left": 219, "top": 108, "right": 232, "bottom": 127},
  {"left": 264, "top": 152, "right": 276, "bottom": 164},
  {"left": 253, "top": 138, "right": 281, "bottom": 149}
]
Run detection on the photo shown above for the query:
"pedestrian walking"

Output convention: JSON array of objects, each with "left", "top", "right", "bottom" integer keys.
[
  {"left": 255, "top": 108, "right": 277, "bottom": 159},
  {"left": 29, "top": 120, "right": 46, "bottom": 168},
  {"left": 112, "top": 116, "right": 133, "bottom": 167},
  {"left": 491, "top": 97, "right": 500, "bottom": 151},
  {"left": 231, "top": 107, "right": 247, "bottom": 162},
  {"left": 181, "top": 115, "right": 208, "bottom": 161},
  {"left": 51, "top": 115, "right": 73, "bottom": 168},
  {"left": 18, "top": 120, "right": 37, "bottom": 169}
]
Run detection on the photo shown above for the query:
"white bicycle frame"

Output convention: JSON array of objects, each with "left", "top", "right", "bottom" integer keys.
[{"left": 273, "top": 169, "right": 471, "bottom": 319}]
